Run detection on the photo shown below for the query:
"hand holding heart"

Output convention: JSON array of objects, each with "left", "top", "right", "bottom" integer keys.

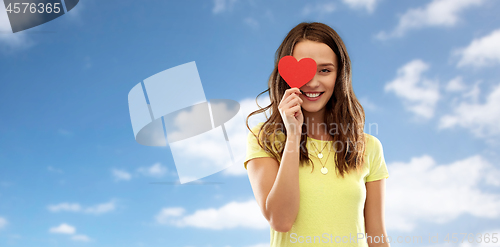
[{"left": 277, "top": 56, "right": 316, "bottom": 136}]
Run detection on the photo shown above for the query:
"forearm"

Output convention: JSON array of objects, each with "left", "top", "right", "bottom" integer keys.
[{"left": 266, "top": 134, "right": 301, "bottom": 232}]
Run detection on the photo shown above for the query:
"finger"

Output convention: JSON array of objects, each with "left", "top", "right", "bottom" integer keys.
[
  {"left": 285, "top": 101, "right": 302, "bottom": 117},
  {"left": 289, "top": 104, "right": 302, "bottom": 117},
  {"left": 279, "top": 89, "right": 294, "bottom": 105},
  {"left": 296, "top": 95, "right": 304, "bottom": 104},
  {"left": 283, "top": 97, "right": 302, "bottom": 109},
  {"left": 280, "top": 88, "right": 302, "bottom": 105},
  {"left": 291, "top": 87, "right": 302, "bottom": 97},
  {"left": 282, "top": 90, "right": 303, "bottom": 106},
  {"left": 282, "top": 94, "right": 295, "bottom": 106}
]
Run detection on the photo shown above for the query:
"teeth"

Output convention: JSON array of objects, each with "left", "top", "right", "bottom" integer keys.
[{"left": 305, "top": 92, "right": 321, "bottom": 97}]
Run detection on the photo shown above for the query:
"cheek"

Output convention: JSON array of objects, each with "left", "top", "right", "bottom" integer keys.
[
  {"left": 330, "top": 74, "right": 338, "bottom": 85},
  {"left": 329, "top": 80, "right": 337, "bottom": 91}
]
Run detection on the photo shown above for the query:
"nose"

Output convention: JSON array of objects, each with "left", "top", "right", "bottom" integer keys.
[{"left": 304, "top": 74, "right": 320, "bottom": 88}]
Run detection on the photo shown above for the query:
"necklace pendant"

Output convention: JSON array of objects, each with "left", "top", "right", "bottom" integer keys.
[
  {"left": 321, "top": 167, "right": 328, "bottom": 174},
  {"left": 318, "top": 153, "right": 323, "bottom": 159}
]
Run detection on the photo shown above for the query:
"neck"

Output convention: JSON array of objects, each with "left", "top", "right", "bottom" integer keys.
[{"left": 303, "top": 108, "right": 331, "bottom": 141}]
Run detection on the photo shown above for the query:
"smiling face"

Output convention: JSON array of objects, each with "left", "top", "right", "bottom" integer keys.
[{"left": 292, "top": 40, "right": 338, "bottom": 116}]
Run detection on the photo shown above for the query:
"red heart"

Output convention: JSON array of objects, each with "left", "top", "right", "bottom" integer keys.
[{"left": 278, "top": 56, "right": 317, "bottom": 88}]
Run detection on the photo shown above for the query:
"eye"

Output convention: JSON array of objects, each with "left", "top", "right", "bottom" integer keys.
[{"left": 320, "top": 68, "right": 331, "bottom": 73}]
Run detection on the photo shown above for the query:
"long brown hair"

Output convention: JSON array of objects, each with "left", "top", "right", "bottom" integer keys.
[{"left": 245, "top": 22, "right": 367, "bottom": 178}]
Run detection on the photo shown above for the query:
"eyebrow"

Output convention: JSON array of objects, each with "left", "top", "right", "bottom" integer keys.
[{"left": 317, "top": 63, "right": 335, "bottom": 67}]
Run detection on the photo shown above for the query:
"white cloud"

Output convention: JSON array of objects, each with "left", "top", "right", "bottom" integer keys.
[
  {"left": 48, "top": 203, "right": 82, "bottom": 212},
  {"left": 0, "top": 0, "right": 85, "bottom": 52},
  {"left": 47, "top": 200, "right": 116, "bottom": 215},
  {"left": 0, "top": 2, "right": 33, "bottom": 51},
  {"left": 445, "top": 76, "right": 466, "bottom": 92},
  {"left": 49, "top": 223, "right": 76, "bottom": 234},
  {"left": 84, "top": 201, "right": 116, "bottom": 215},
  {"left": 49, "top": 223, "right": 92, "bottom": 242},
  {"left": 386, "top": 154, "right": 500, "bottom": 232},
  {"left": 455, "top": 29, "right": 500, "bottom": 68},
  {"left": 160, "top": 95, "right": 270, "bottom": 182},
  {"left": 384, "top": 59, "right": 440, "bottom": 119},
  {"left": 376, "top": 0, "right": 485, "bottom": 39},
  {"left": 221, "top": 96, "right": 271, "bottom": 176},
  {"left": 245, "top": 244, "right": 270, "bottom": 247},
  {"left": 213, "top": 0, "right": 237, "bottom": 14},
  {"left": 137, "top": 163, "right": 167, "bottom": 177},
  {"left": 147, "top": 95, "right": 269, "bottom": 181},
  {"left": 156, "top": 207, "right": 185, "bottom": 222},
  {"left": 439, "top": 82, "right": 500, "bottom": 138},
  {"left": 462, "top": 80, "right": 482, "bottom": 102},
  {"left": 243, "top": 17, "right": 259, "bottom": 29},
  {"left": 0, "top": 217, "right": 8, "bottom": 229},
  {"left": 358, "top": 96, "right": 378, "bottom": 111},
  {"left": 111, "top": 168, "right": 132, "bottom": 181},
  {"left": 302, "top": 2, "right": 336, "bottom": 16},
  {"left": 71, "top": 234, "right": 91, "bottom": 242},
  {"left": 167, "top": 124, "right": 236, "bottom": 183},
  {"left": 341, "top": 0, "right": 378, "bottom": 13},
  {"left": 167, "top": 102, "right": 219, "bottom": 142},
  {"left": 155, "top": 199, "right": 268, "bottom": 229}
]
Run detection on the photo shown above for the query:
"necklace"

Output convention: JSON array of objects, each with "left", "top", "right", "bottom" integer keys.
[
  {"left": 310, "top": 139, "right": 329, "bottom": 158},
  {"left": 311, "top": 141, "right": 332, "bottom": 175}
]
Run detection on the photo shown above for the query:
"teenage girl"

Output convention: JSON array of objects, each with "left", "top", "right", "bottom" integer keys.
[{"left": 244, "top": 22, "right": 390, "bottom": 247}]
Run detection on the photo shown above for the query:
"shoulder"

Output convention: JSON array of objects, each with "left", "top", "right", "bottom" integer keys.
[
  {"left": 363, "top": 133, "right": 382, "bottom": 146},
  {"left": 249, "top": 122, "right": 265, "bottom": 133},
  {"left": 247, "top": 122, "right": 266, "bottom": 140},
  {"left": 248, "top": 122, "right": 285, "bottom": 139},
  {"left": 362, "top": 133, "right": 384, "bottom": 156}
]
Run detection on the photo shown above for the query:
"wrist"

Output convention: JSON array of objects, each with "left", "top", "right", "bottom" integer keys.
[{"left": 286, "top": 133, "right": 301, "bottom": 144}]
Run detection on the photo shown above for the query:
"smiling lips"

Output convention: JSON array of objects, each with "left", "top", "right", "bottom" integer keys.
[
  {"left": 301, "top": 91, "right": 324, "bottom": 101},
  {"left": 300, "top": 89, "right": 324, "bottom": 97}
]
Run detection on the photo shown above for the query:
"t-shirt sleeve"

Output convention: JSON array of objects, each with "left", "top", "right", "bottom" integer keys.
[
  {"left": 243, "top": 123, "right": 278, "bottom": 170},
  {"left": 365, "top": 135, "right": 390, "bottom": 182}
]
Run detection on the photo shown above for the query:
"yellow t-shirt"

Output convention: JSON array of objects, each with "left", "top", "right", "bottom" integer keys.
[{"left": 244, "top": 122, "right": 389, "bottom": 247}]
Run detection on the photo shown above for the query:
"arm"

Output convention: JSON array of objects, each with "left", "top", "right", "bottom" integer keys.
[
  {"left": 364, "top": 179, "right": 390, "bottom": 247},
  {"left": 246, "top": 134, "right": 301, "bottom": 232}
]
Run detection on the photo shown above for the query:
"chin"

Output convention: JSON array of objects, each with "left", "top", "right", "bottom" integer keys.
[{"left": 302, "top": 106, "right": 323, "bottom": 113}]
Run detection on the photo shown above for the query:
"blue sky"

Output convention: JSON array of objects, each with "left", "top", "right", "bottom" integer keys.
[{"left": 1, "top": 0, "right": 500, "bottom": 246}]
